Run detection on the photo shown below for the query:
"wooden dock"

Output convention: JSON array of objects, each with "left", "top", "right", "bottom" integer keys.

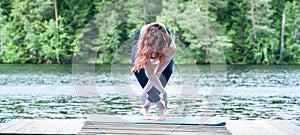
[
  {"left": 0, "top": 119, "right": 84, "bottom": 134},
  {"left": 226, "top": 120, "right": 300, "bottom": 135},
  {"left": 0, "top": 117, "right": 299, "bottom": 134}
]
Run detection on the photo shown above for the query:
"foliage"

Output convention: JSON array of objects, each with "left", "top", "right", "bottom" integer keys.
[
  {"left": 0, "top": 0, "right": 299, "bottom": 64},
  {"left": 282, "top": 1, "right": 300, "bottom": 63}
]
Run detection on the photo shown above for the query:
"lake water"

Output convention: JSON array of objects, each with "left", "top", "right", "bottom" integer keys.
[{"left": 0, "top": 64, "right": 299, "bottom": 126}]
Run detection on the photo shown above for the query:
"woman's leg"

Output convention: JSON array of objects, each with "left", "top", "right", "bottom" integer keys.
[
  {"left": 141, "top": 100, "right": 152, "bottom": 120},
  {"left": 132, "top": 43, "right": 150, "bottom": 104},
  {"left": 155, "top": 60, "right": 173, "bottom": 120},
  {"left": 132, "top": 29, "right": 154, "bottom": 119},
  {"left": 160, "top": 59, "right": 174, "bottom": 87},
  {"left": 156, "top": 101, "right": 165, "bottom": 120},
  {"left": 134, "top": 59, "right": 174, "bottom": 103}
]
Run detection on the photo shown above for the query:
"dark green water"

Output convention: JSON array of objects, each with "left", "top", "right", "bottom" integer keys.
[
  {"left": 1, "top": 64, "right": 299, "bottom": 87},
  {"left": 0, "top": 64, "right": 299, "bottom": 125}
]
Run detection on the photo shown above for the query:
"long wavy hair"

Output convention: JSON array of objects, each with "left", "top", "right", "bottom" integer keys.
[{"left": 132, "top": 23, "right": 170, "bottom": 73}]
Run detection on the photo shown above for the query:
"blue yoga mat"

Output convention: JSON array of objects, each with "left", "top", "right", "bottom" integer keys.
[{"left": 85, "top": 115, "right": 226, "bottom": 126}]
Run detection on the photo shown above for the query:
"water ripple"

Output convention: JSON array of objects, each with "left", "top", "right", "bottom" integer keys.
[{"left": 0, "top": 95, "right": 299, "bottom": 126}]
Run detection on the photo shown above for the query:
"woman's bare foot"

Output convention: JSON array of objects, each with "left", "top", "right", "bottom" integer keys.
[
  {"left": 156, "top": 101, "right": 166, "bottom": 121},
  {"left": 156, "top": 116, "right": 165, "bottom": 121},
  {"left": 156, "top": 108, "right": 166, "bottom": 121},
  {"left": 141, "top": 107, "right": 151, "bottom": 120},
  {"left": 141, "top": 100, "right": 152, "bottom": 120}
]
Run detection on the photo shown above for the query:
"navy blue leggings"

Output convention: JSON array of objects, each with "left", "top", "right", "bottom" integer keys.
[{"left": 131, "top": 29, "right": 174, "bottom": 103}]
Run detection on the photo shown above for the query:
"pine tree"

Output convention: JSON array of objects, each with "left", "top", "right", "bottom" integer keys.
[
  {"left": 2, "top": 0, "right": 30, "bottom": 63},
  {"left": 219, "top": 0, "right": 252, "bottom": 64},
  {"left": 126, "top": 0, "right": 162, "bottom": 34},
  {"left": 1, "top": 0, "right": 53, "bottom": 63},
  {"left": 157, "top": 0, "right": 192, "bottom": 64},
  {"left": 247, "top": 0, "right": 279, "bottom": 64},
  {"left": 74, "top": 0, "right": 123, "bottom": 64},
  {"left": 40, "top": 17, "right": 69, "bottom": 64},
  {"left": 0, "top": 5, "right": 9, "bottom": 57},
  {"left": 282, "top": 1, "right": 300, "bottom": 63},
  {"left": 59, "top": 0, "right": 94, "bottom": 35},
  {"left": 159, "top": 0, "right": 230, "bottom": 64},
  {"left": 54, "top": 0, "right": 95, "bottom": 63}
]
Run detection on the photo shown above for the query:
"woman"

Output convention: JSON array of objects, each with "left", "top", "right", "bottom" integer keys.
[{"left": 131, "top": 22, "right": 176, "bottom": 120}]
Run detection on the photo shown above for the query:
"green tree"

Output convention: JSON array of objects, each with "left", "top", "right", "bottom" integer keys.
[
  {"left": 219, "top": 0, "right": 253, "bottom": 64},
  {"left": 0, "top": 7, "right": 9, "bottom": 58},
  {"left": 40, "top": 17, "right": 69, "bottom": 64},
  {"left": 157, "top": 0, "right": 193, "bottom": 64},
  {"left": 1, "top": 0, "right": 300, "bottom": 64},
  {"left": 159, "top": 0, "right": 230, "bottom": 64},
  {"left": 1, "top": 0, "right": 53, "bottom": 63},
  {"left": 282, "top": 1, "right": 300, "bottom": 63},
  {"left": 57, "top": 0, "right": 95, "bottom": 47},
  {"left": 221, "top": 0, "right": 278, "bottom": 64},
  {"left": 2, "top": 0, "right": 30, "bottom": 63},
  {"left": 74, "top": 0, "right": 122, "bottom": 64},
  {"left": 248, "top": 0, "right": 279, "bottom": 64}
]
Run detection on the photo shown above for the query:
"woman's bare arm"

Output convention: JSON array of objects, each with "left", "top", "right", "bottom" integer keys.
[
  {"left": 142, "top": 39, "right": 176, "bottom": 94},
  {"left": 143, "top": 59, "right": 167, "bottom": 94},
  {"left": 154, "top": 39, "right": 177, "bottom": 76}
]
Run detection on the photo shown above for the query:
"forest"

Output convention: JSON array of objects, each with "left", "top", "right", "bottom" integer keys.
[{"left": 0, "top": 0, "right": 299, "bottom": 64}]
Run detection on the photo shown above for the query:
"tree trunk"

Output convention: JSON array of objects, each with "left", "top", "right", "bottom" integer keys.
[
  {"left": 205, "top": 45, "right": 210, "bottom": 64},
  {"left": 280, "top": 12, "right": 285, "bottom": 62},
  {"left": 250, "top": 0, "right": 257, "bottom": 40},
  {"left": 206, "top": 0, "right": 208, "bottom": 13},
  {"left": 56, "top": 49, "right": 60, "bottom": 63},
  {"left": 54, "top": 0, "right": 59, "bottom": 28},
  {"left": 291, "top": 18, "right": 300, "bottom": 45},
  {"left": 143, "top": 0, "right": 147, "bottom": 25},
  {"left": 205, "top": 0, "right": 210, "bottom": 64},
  {"left": 54, "top": 0, "right": 60, "bottom": 63},
  {"left": 0, "top": 41, "right": 3, "bottom": 55}
]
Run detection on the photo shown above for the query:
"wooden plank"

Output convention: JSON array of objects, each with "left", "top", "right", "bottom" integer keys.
[
  {"left": 1, "top": 119, "right": 37, "bottom": 134},
  {"left": 267, "top": 120, "right": 300, "bottom": 135},
  {"left": 15, "top": 119, "right": 49, "bottom": 134},
  {"left": 2, "top": 119, "right": 299, "bottom": 135},
  {"left": 0, "top": 119, "right": 24, "bottom": 132},
  {"left": 0, "top": 119, "right": 85, "bottom": 134},
  {"left": 226, "top": 120, "right": 289, "bottom": 135},
  {"left": 23, "top": 119, "right": 71, "bottom": 134},
  {"left": 0, "top": 119, "right": 34, "bottom": 134},
  {"left": 43, "top": 119, "right": 67, "bottom": 134},
  {"left": 57, "top": 119, "right": 85, "bottom": 134}
]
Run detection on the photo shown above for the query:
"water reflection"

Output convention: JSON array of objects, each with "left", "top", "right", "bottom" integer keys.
[
  {"left": 1, "top": 94, "right": 299, "bottom": 126},
  {"left": 1, "top": 64, "right": 300, "bottom": 87},
  {"left": 0, "top": 64, "right": 299, "bottom": 126}
]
